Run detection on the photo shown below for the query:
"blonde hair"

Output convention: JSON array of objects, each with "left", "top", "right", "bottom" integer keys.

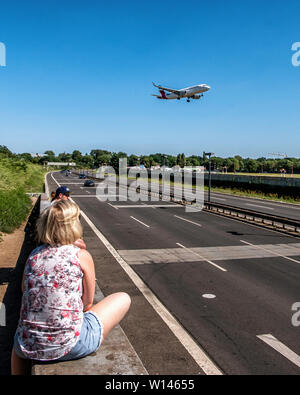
[{"left": 37, "top": 200, "right": 82, "bottom": 246}]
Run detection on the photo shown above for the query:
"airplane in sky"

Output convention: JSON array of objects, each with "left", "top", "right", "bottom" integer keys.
[{"left": 152, "top": 82, "right": 211, "bottom": 102}]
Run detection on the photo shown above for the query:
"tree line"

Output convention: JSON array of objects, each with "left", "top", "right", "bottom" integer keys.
[{"left": 1, "top": 145, "right": 299, "bottom": 174}]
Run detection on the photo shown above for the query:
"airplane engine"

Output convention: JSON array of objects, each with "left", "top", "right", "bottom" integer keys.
[{"left": 192, "top": 95, "right": 201, "bottom": 100}]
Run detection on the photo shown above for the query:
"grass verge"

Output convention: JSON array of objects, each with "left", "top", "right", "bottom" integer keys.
[{"left": 0, "top": 157, "right": 47, "bottom": 235}]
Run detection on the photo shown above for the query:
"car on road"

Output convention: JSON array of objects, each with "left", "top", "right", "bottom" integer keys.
[
  {"left": 79, "top": 174, "right": 86, "bottom": 179},
  {"left": 84, "top": 179, "right": 95, "bottom": 187}
]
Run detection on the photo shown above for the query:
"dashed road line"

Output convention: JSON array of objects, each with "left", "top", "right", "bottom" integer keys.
[
  {"left": 174, "top": 215, "right": 202, "bottom": 227},
  {"left": 240, "top": 240, "right": 300, "bottom": 265},
  {"left": 176, "top": 243, "right": 227, "bottom": 272},
  {"left": 257, "top": 334, "right": 300, "bottom": 368},
  {"left": 246, "top": 203, "right": 274, "bottom": 210},
  {"left": 130, "top": 216, "right": 150, "bottom": 228},
  {"left": 107, "top": 202, "right": 119, "bottom": 210}
]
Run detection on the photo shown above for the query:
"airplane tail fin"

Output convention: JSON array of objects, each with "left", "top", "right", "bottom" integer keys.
[
  {"left": 151, "top": 94, "right": 163, "bottom": 99},
  {"left": 152, "top": 82, "right": 167, "bottom": 99}
]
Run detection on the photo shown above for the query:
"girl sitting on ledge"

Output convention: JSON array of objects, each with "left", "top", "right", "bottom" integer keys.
[{"left": 11, "top": 200, "right": 131, "bottom": 374}]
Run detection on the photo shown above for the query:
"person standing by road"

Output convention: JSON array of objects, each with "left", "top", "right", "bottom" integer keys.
[{"left": 11, "top": 199, "right": 131, "bottom": 374}]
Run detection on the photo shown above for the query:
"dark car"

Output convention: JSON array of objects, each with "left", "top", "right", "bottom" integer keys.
[
  {"left": 84, "top": 179, "right": 95, "bottom": 187},
  {"left": 79, "top": 174, "right": 86, "bottom": 179}
]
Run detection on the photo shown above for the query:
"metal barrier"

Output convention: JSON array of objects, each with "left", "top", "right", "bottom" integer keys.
[{"left": 204, "top": 201, "right": 300, "bottom": 234}]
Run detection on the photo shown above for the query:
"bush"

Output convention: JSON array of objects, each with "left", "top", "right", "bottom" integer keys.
[
  {"left": 0, "top": 187, "right": 31, "bottom": 233},
  {"left": 0, "top": 156, "right": 46, "bottom": 234}
]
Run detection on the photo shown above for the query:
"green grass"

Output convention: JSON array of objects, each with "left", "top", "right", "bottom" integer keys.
[
  {"left": 223, "top": 172, "right": 300, "bottom": 178},
  {"left": 0, "top": 156, "right": 47, "bottom": 234},
  {"left": 206, "top": 185, "right": 300, "bottom": 205},
  {"left": 0, "top": 187, "right": 32, "bottom": 233}
]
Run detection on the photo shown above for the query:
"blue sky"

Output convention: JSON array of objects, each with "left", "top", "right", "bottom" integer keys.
[{"left": 0, "top": 0, "right": 299, "bottom": 158}]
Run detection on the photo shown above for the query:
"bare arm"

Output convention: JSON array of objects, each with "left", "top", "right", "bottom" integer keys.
[{"left": 78, "top": 249, "right": 96, "bottom": 312}]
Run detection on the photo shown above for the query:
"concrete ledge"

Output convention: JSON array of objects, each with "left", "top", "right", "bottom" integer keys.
[
  {"left": 32, "top": 285, "right": 148, "bottom": 375},
  {"left": 40, "top": 192, "right": 51, "bottom": 214},
  {"left": 32, "top": 325, "right": 147, "bottom": 375}
]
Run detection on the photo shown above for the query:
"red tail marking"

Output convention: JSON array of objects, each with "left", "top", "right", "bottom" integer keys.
[{"left": 159, "top": 90, "right": 167, "bottom": 99}]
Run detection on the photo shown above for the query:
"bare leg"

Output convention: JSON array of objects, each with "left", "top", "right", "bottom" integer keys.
[
  {"left": 87, "top": 292, "right": 131, "bottom": 341},
  {"left": 11, "top": 348, "right": 31, "bottom": 375}
]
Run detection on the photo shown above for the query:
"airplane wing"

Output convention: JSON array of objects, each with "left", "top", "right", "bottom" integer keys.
[{"left": 152, "top": 82, "right": 181, "bottom": 95}]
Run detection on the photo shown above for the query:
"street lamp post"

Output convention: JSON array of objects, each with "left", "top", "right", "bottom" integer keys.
[
  {"left": 204, "top": 152, "right": 214, "bottom": 203},
  {"left": 162, "top": 155, "right": 167, "bottom": 197}
]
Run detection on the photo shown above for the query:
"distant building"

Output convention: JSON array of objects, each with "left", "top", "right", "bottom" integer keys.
[
  {"left": 31, "top": 153, "right": 47, "bottom": 158},
  {"left": 46, "top": 162, "right": 76, "bottom": 167}
]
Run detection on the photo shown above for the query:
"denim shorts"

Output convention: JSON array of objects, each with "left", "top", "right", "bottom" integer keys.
[{"left": 14, "top": 311, "right": 103, "bottom": 362}]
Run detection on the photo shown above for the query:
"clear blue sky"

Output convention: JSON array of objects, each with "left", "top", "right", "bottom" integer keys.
[{"left": 0, "top": 0, "right": 299, "bottom": 158}]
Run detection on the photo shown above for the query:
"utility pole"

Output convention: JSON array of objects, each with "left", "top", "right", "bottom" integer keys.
[
  {"left": 204, "top": 152, "right": 214, "bottom": 203},
  {"left": 162, "top": 155, "right": 167, "bottom": 197}
]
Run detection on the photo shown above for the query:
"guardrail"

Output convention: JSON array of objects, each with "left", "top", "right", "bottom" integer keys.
[{"left": 203, "top": 201, "right": 300, "bottom": 235}]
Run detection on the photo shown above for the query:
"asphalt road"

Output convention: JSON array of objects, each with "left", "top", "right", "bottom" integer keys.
[
  {"left": 207, "top": 191, "right": 300, "bottom": 221},
  {"left": 48, "top": 172, "right": 300, "bottom": 375}
]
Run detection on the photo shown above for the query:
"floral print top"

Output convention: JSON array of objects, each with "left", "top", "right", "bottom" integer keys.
[{"left": 16, "top": 244, "right": 84, "bottom": 361}]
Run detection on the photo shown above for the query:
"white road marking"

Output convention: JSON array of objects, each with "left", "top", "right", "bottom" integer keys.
[
  {"left": 71, "top": 195, "right": 126, "bottom": 198},
  {"left": 257, "top": 334, "right": 300, "bottom": 368},
  {"left": 80, "top": 186, "right": 101, "bottom": 189},
  {"left": 51, "top": 173, "right": 60, "bottom": 187},
  {"left": 107, "top": 202, "right": 119, "bottom": 210},
  {"left": 212, "top": 197, "right": 227, "bottom": 202},
  {"left": 71, "top": 195, "right": 99, "bottom": 198},
  {"left": 240, "top": 240, "right": 300, "bottom": 265},
  {"left": 130, "top": 216, "right": 150, "bottom": 228},
  {"left": 112, "top": 204, "right": 182, "bottom": 209},
  {"left": 246, "top": 203, "right": 274, "bottom": 210},
  {"left": 77, "top": 210, "right": 222, "bottom": 375},
  {"left": 176, "top": 243, "right": 227, "bottom": 272},
  {"left": 202, "top": 294, "right": 216, "bottom": 299},
  {"left": 59, "top": 182, "right": 89, "bottom": 184},
  {"left": 174, "top": 215, "right": 202, "bottom": 227}
]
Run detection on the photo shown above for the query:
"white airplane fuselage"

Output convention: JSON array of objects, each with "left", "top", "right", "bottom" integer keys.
[
  {"left": 152, "top": 82, "right": 211, "bottom": 101},
  {"left": 160, "top": 84, "right": 210, "bottom": 100}
]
